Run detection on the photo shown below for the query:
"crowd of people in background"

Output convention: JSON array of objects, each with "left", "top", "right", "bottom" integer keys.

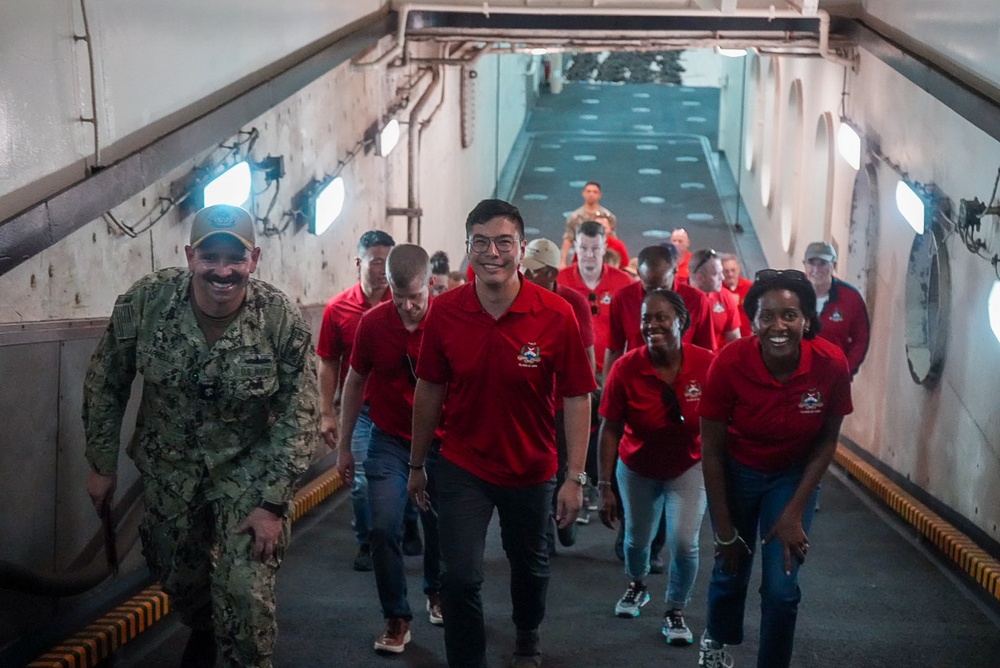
[{"left": 82, "top": 180, "right": 870, "bottom": 667}]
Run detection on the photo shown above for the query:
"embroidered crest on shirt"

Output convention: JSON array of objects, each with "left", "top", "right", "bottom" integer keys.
[
  {"left": 518, "top": 343, "right": 542, "bottom": 368},
  {"left": 798, "top": 389, "right": 824, "bottom": 414},
  {"left": 600, "top": 292, "right": 612, "bottom": 305},
  {"left": 683, "top": 381, "right": 702, "bottom": 401},
  {"left": 712, "top": 301, "right": 725, "bottom": 313},
  {"left": 829, "top": 309, "right": 843, "bottom": 322}
]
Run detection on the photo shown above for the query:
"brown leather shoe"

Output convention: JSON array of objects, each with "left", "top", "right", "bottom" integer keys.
[{"left": 373, "top": 618, "right": 411, "bottom": 654}]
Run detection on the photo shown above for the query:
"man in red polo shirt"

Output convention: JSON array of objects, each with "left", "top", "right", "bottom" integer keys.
[
  {"left": 721, "top": 253, "right": 753, "bottom": 336},
  {"left": 316, "top": 230, "right": 394, "bottom": 571},
  {"left": 802, "top": 241, "right": 870, "bottom": 376},
  {"left": 558, "top": 220, "right": 634, "bottom": 377},
  {"left": 606, "top": 244, "right": 716, "bottom": 373},
  {"left": 689, "top": 249, "right": 742, "bottom": 350},
  {"left": 671, "top": 228, "right": 693, "bottom": 283},
  {"left": 337, "top": 245, "right": 443, "bottom": 656},
  {"left": 407, "top": 199, "right": 596, "bottom": 668}
]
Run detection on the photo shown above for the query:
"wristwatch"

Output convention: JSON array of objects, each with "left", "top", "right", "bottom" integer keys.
[
  {"left": 569, "top": 472, "right": 588, "bottom": 486},
  {"left": 260, "top": 500, "right": 288, "bottom": 518}
]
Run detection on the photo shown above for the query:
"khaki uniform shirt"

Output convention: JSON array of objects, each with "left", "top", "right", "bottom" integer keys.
[{"left": 83, "top": 268, "right": 319, "bottom": 506}]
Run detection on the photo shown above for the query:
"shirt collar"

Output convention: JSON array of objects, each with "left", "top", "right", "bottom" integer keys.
[
  {"left": 459, "top": 274, "right": 537, "bottom": 315},
  {"left": 749, "top": 336, "right": 814, "bottom": 384}
]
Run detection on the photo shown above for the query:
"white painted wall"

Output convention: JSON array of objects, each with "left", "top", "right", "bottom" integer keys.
[
  {"left": 0, "top": 0, "right": 389, "bottom": 221},
  {"left": 718, "top": 49, "right": 1000, "bottom": 542}
]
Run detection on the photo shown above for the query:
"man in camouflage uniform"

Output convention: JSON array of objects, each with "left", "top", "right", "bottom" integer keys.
[{"left": 83, "top": 204, "right": 319, "bottom": 668}]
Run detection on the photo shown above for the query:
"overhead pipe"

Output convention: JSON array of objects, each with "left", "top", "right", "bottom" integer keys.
[
  {"left": 370, "top": 2, "right": 856, "bottom": 69},
  {"left": 406, "top": 65, "right": 442, "bottom": 243}
]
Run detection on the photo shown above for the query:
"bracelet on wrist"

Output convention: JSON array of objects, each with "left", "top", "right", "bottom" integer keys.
[
  {"left": 596, "top": 480, "right": 613, "bottom": 488},
  {"left": 407, "top": 462, "right": 424, "bottom": 471},
  {"left": 714, "top": 529, "right": 740, "bottom": 546}
]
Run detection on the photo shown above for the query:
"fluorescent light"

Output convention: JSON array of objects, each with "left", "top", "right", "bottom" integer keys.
[
  {"left": 377, "top": 119, "right": 400, "bottom": 158},
  {"left": 895, "top": 180, "right": 926, "bottom": 234},
  {"left": 989, "top": 281, "right": 1000, "bottom": 344},
  {"left": 530, "top": 48, "right": 548, "bottom": 56},
  {"left": 312, "top": 177, "right": 345, "bottom": 235},
  {"left": 837, "top": 122, "right": 862, "bottom": 170},
  {"left": 717, "top": 48, "right": 747, "bottom": 58},
  {"left": 203, "top": 161, "right": 251, "bottom": 207}
]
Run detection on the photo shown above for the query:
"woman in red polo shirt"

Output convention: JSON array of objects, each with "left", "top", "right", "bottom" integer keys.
[
  {"left": 697, "top": 269, "right": 853, "bottom": 668},
  {"left": 597, "top": 289, "right": 714, "bottom": 647}
]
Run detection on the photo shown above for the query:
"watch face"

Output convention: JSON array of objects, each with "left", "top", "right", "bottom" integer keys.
[{"left": 576, "top": 473, "right": 588, "bottom": 486}]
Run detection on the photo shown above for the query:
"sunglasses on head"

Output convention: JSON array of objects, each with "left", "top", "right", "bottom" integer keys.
[
  {"left": 588, "top": 292, "right": 599, "bottom": 316},
  {"left": 754, "top": 268, "right": 809, "bottom": 284},
  {"left": 690, "top": 249, "right": 718, "bottom": 275},
  {"left": 662, "top": 386, "right": 685, "bottom": 424}
]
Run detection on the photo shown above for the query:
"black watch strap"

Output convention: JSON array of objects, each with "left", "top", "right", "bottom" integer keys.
[{"left": 260, "top": 501, "right": 288, "bottom": 518}]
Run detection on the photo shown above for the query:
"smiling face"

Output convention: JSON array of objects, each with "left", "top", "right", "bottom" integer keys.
[
  {"left": 185, "top": 235, "right": 259, "bottom": 316},
  {"left": 753, "top": 288, "right": 808, "bottom": 364},
  {"left": 467, "top": 216, "right": 525, "bottom": 288},
  {"left": 641, "top": 294, "right": 683, "bottom": 353},
  {"left": 803, "top": 257, "right": 835, "bottom": 295}
]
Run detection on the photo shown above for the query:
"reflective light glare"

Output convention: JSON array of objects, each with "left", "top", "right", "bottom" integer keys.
[
  {"left": 895, "top": 180, "right": 926, "bottom": 234},
  {"left": 530, "top": 48, "right": 548, "bottom": 56},
  {"left": 837, "top": 122, "right": 862, "bottom": 170},
  {"left": 378, "top": 119, "right": 400, "bottom": 157},
  {"left": 718, "top": 48, "right": 747, "bottom": 58},
  {"left": 989, "top": 281, "right": 1000, "bottom": 344},
  {"left": 313, "top": 177, "right": 345, "bottom": 235},
  {"left": 203, "top": 161, "right": 251, "bottom": 207}
]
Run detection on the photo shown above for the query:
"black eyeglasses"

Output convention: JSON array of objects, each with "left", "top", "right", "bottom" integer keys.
[
  {"left": 469, "top": 235, "right": 518, "bottom": 254},
  {"left": 754, "top": 268, "right": 809, "bottom": 284},
  {"left": 662, "top": 386, "right": 685, "bottom": 424},
  {"left": 690, "top": 249, "right": 718, "bottom": 276},
  {"left": 588, "top": 292, "right": 599, "bottom": 316}
]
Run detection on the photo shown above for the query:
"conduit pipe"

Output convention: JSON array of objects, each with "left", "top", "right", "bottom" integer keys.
[
  {"left": 407, "top": 65, "right": 443, "bottom": 243},
  {"left": 359, "top": 2, "right": 856, "bottom": 70}
]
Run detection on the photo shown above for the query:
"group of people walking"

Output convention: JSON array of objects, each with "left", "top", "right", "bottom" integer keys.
[{"left": 82, "top": 188, "right": 869, "bottom": 667}]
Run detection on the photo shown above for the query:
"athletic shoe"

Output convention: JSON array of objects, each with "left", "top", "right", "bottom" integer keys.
[
  {"left": 698, "top": 631, "right": 734, "bottom": 667},
  {"left": 614, "top": 581, "right": 650, "bottom": 618},
  {"left": 661, "top": 609, "right": 694, "bottom": 645},
  {"left": 374, "top": 618, "right": 411, "bottom": 653},
  {"left": 575, "top": 507, "right": 591, "bottom": 525},
  {"left": 427, "top": 592, "right": 444, "bottom": 626},
  {"left": 352, "top": 544, "right": 373, "bottom": 571},
  {"left": 648, "top": 555, "right": 665, "bottom": 575}
]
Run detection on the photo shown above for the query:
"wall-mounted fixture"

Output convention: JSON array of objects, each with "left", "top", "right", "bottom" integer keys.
[
  {"left": 377, "top": 119, "right": 401, "bottom": 158},
  {"left": 716, "top": 48, "right": 747, "bottom": 58},
  {"left": 895, "top": 180, "right": 929, "bottom": 235},
  {"left": 836, "top": 120, "right": 862, "bottom": 171},
  {"left": 203, "top": 161, "right": 252, "bottom": 208},
  {"left": 989, "top": 281, "right": 1000, "bottom": 344},
  {"left": 297, "top": 177, "right": 346, "bottom": 236}
]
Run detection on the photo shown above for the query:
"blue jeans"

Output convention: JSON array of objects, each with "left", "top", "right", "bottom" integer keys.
[
  {"left": 436, "top": 456, "right": 555, "bottom": 668},
  {"left": 350, "top": 405, "right": 373, "bottom": 547},
  {"left": 364, "top": 425, "right": 441, "bottom": 620},
  {"left": 617, "top": 460, "right": 706, "bottom": 609},
  {"left": 706, "top": 458, "right": 819, "bottom": 668}
]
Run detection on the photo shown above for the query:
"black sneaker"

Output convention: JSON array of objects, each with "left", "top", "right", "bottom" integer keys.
[
  {"left": 402, "top": 519, "right": 423, "bottom": 556},
  {"left": 614, "top": 581, "right": 650, "bottom": 618},
  {"left": 353, "top": 544, "right": 373, "bottom": 571},
  {"left": 509, "top": 628, "right": 541, "bottom": 668}
]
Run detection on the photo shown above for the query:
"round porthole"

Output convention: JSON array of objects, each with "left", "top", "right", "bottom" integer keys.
[{"left": 904, "top": 225, "right": 950, "bottom": 386}]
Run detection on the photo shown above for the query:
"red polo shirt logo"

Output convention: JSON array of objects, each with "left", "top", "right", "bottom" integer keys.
[
  {"left": 829, "top": 309, "right": 843, "bottom": 322},
  {"left": 799, "top": 389, "right": 824, "bottom": 414},
  {"left": 684, "top": 381, "right": 702, "bottom": 400},
  {"left": 518, "top": 343, "right": 542, "bottom": 368}
]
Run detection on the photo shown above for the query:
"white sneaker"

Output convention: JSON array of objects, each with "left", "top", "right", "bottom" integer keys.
[
  {"left": 662, "top": 609, "right": 694, "bottom": 645},
  {"left": 698, "top": 631, "right": 733, "bottom": 667},
  {"left": 614, "top": 581, "right": 650, "bottom": 618}
]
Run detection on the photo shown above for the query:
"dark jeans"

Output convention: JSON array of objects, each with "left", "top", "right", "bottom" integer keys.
[
  {"left": 364, "top": 425, "right": 441, "bottom": 620},
  {"left": 706, "top": 457, "right": 819, "bottom": 668},
  {"left": 436, "top": 456, "right": 555, "bottom": 668}
]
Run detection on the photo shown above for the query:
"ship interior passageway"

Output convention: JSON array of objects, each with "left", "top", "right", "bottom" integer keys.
[{"left": 17, "top": 74, "right": 1000, "bottom": 668}]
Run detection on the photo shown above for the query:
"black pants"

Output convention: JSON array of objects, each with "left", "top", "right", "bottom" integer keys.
[{"left": 436, "top": 457, "right": 555, "bottom": 668}]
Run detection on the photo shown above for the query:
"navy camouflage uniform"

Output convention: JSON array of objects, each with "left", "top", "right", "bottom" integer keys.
[{"left": 83, "top": 267, "right": 319, "bottom": 668}]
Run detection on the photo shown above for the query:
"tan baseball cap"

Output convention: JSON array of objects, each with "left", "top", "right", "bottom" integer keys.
[
  {"left": 803, "top": 241, "right": 837, "bottom": 263},
  {"left": 522, "top": 238, "right": 560, "bottom": 271},
  {"left": 189, "top": 204, "right": 255, "bottom": 250}
]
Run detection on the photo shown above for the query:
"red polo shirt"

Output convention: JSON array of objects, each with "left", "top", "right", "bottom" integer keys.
[
  {"left": 699, "top": 335, "right": 853, "bottom": 472},
  {"left": 818, "top": 278, "right": 870, "bottom": 375},
  {"left": 557, "top": 264, "right": 634, "bottom": 372},
  {"left": 350, "top": 300, "right": 430, "bottom": 441},
  {"left": 600, "top": 344, "right": 714, "bottom": 479},
  {"left": 416, "top": 278, "right": 597, "bottom": 486},
  {"left": 675, "top": 250, "right": 692, "bottom": 281},
  {"left": 555, "top": 283, "right": 595, "bottom": 348},
  {"left": 608, "top": 281, "right": 716, "bottom": 356},
  {"left": 724, "top": 276, "right": 753, "bottom": 336},
  {"left": 707, "top": 290, "right": 741, "bottom": 350},
  {"left": 316, "top": 282, "right": 390, "bottom": 386}
]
